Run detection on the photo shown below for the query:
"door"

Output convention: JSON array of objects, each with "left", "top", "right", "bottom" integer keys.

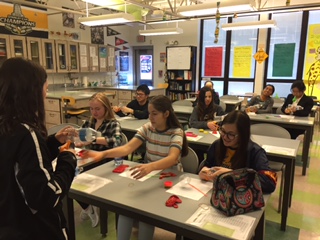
[{"left": 133, "top": 46, "right": 153, "bottom": 86}]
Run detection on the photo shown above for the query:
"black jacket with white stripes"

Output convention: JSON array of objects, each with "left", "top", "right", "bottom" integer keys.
[{"left": 0, "top": 124, "right": 77, "bottom": 240}]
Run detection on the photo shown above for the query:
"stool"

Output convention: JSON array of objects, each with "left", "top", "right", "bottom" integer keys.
[{"left": 61, "top": 96, "right": 88, "bottom": 124}]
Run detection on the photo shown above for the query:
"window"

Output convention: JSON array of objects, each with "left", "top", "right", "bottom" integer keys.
[
  {"left": 268, "top": 12, "right": 303, "bottom": 80},
  {"left": 229, "top": 15, "right": 258, "bottom": 79}
]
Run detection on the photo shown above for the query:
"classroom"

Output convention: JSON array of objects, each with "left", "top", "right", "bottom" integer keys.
[{"left": 0, "top": 0, "right": 319, "bottom": 240}]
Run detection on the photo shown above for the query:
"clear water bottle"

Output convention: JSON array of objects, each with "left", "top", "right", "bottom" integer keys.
[
  {"left": 114, "top": 157, "right": 123, "bottom": 167},
  {"left": 75, "top": 166, "right": 84, "bottom": 176},
  {"left": 78, "top": 128, "right": 101, "bottom": 142}
]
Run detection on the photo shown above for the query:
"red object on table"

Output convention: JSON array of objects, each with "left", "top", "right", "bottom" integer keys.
[
  {"left": 165, "top": 195, "right": 182, "bottom": 208},
  {"left": 159, "top": 172, "right": 177, "bottom": 179},
  {"left": 164, "top": 181, "right": 173, "bottom": 188},
  {"left": 112, "top": 164, "right": 129, "bottom": 173}
]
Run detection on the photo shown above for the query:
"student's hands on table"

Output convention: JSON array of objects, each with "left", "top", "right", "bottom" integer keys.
[
  {"left": 120, "top": 106, "right": 133, "bottom": 114},
  {"left": 199, "top": 166, "right": 232, "bottom": 181},
  {"left": 80, "top": 150, "right": 105, "bottom": 162},
  {"left": 129, "top": 164, "right": 153, "bottom": 179},
  {"left": 207, "top": 121, "right": 219, "bottom": 131}
]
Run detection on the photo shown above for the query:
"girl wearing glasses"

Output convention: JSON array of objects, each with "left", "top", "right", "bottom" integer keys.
[
  {"left": 199, "top": 110, "right": 276, "bottom": 193},
  {"left": 81, "top": 95, "right": 188, "bottom": 240}
]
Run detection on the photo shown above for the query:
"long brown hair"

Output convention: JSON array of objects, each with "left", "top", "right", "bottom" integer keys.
[
  {"left": 197, "top": 86, "right": 219, "bottom": 121},
  {"left": 149, "top": 95, "right": 188, "bottom": 157},
  {"left": 216, "top": 110, "right": 251, "bottom": 169},
  {"left": 0, "top": 57, "right": 47, "bottom": 137}
]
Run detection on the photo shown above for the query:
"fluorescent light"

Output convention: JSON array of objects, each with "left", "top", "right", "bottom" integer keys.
[
  {"left": 221, "top": 20, "right": 277, "bottom": 30},
  {"left": 139, "top": 27, "right": 183, "bottom": 36},
  {"left": 78, "top": 13, "right": 135, "bottom": 26},
  {"left": 178, "top": 0, "right": 255, "bottom": 17},
  {"left": 147, "top": 19, "right": 187, "bottom": 25},
  {"left": 81, "top": 0, "right": 116, "bottom": 7}
]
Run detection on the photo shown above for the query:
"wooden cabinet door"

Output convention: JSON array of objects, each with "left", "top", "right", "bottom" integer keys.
[
  {"left": 55, "top": 40, "right": 68, "bottom": 73},
  {"left": 0, "top": 34, "right": 11, "bottom": 67},
  {"left": 9, "top": 35, "right": 27, "bottom": 58},
  {"left": 88, "top": 44, "right": 99, "bottom": 72},
  {"left": 26, "top": 37, "right": 43, "bottom": 66},
  {"left": 79, "top": 42, "right": 89, "bottom": 72},
  {"left": 41, "top": 39, "right": 56, "bottom": 73},
  {"left": 68, "top": 41, "right": 79, "bottom": 72}
]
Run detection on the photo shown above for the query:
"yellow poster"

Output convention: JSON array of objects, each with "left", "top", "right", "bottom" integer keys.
[
  {"left": 233, "top": 46, "right": 252, "bottom": 78},
  {"left": 303, "top": 24, "right": 320, "bottom": 96},
  {"left": 0, "top": 2, "right": 48, "bottom": 34}
]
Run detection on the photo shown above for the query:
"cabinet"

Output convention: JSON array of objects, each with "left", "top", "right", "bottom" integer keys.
[
  {"left": 0, "top": 34, "right": 10, "bottom": 67},
  {"left": 55, "top": 40, "right": 79, "bottom": 73},
  {"left": 9, "top": 35, "right": 27, "bottom": 58},
  {"left": 26, "top": 37, "right": 43, "bottom": 66},
  {"left": 41, "top": 39, "right": 56, "bottom": 73},
  {"left": 45, "top": 98, "right": 62, "bottom": 129},
  {"left": 166, "top": 46, "right": 197, "bottom": 101},
  {"left": 79, "top": 43, "right": 99, "bottom": 72},
  {"left": 107, "top": 46, "right": 115, "bottom": 72}
]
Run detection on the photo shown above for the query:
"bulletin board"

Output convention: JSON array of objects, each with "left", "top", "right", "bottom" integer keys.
[{"left": 167, "top": 46, "right": 191, "bottom": 70}]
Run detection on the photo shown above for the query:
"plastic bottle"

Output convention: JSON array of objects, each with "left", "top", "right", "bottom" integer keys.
[
  {"left": 114, "top": 157, "right": 123, "bottom": 167},
  {"left": 78, "top": 128, "right": 102, "bottom": 142}
]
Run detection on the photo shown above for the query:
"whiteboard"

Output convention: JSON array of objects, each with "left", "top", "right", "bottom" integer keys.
[{"left": 167, "top": 47, "right": 191, "bottom": 70}]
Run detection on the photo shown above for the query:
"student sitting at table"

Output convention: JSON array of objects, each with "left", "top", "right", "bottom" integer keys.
[
  {"left": 81, "top": 95, "right": 188, "bottom": 240},
  {"left": 243, "top": 84, "right": 275, "bottom": 114},
  {"left": 199, "top": 110, "right": 277, "bottom": 194},
  {"left": 76, "top": 92, "right": 123, "bottom": 228},
  {"left": 112, "top": 84, "right": 150, "bottom": 119},
  {"left": 281, "top": 80, "right": 313, "bottom": 139},
  {"left": 192, "top": 80, "right": 220, "bottom": 107},
  {"left": 189, "top": 86, "right": 225, "bottom": 161}
]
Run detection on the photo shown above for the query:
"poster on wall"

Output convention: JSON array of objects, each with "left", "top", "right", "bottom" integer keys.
[
  {"left": 272, "top": 43, "right": 295, "bottom": 77},
  {"left": 204, "top": 47, "right": 223, "bottom": 77},
  {"left": 119, "top": 51, "right": 129, "bottom": 71},
  {"left": 91, "top": 26, "right": 104, "bottom": 44},
  {"left": 160, "top": 52, "right": 166, "bottom": 62},
  {"left": 233, "top": 46, "right": 252, "bottom": 78},
  {"left": 0, "top": 2, "right": 48, "bottom": 37},
  {"left": 62, "top": 8, "right": 75, "bottom": 28},
  {"left": 303, "top": 24, "right": 320, "bottom": 95},
  {"left": 140, "top": 55, "right": 152, "bottom": 80}
]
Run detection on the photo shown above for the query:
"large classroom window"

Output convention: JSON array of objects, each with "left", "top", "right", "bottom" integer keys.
[{"left": 267, "top": 12, "right": 303, "bottom": 80}]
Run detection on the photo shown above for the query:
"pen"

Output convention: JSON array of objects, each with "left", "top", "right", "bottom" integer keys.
[{"left": 188, "top": 183, "right": 208, "bottom": 197}]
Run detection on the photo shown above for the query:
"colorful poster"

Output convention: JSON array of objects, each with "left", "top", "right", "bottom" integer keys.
[
  {"left": 204, "top": 47, "right": 223, "bottom": 77},
  {"left": 0, "top": 2, "right": 48, "bottom": 35},
  {"left": 233, "top": 46, "right": 252, "bottom": 78},
  {"left": 272, "top": 43, "right": 295, "bottom": 77},
  {"left": 303, "top": 24, "right": 320, "bottom": 96},
  {"left": 119, "top": 51, "right": 129, "bottom": 71}
]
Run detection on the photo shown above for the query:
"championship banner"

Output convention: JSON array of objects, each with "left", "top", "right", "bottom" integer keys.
[{"left": 0, "top": 2, "right": 48, "bottom": 36}]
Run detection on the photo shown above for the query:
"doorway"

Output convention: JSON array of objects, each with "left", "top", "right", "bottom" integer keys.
[{"left": 133, "top": 46, "right": 153, "bottom": 87}]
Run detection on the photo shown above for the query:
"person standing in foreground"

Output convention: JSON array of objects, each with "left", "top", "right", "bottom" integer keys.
[
  {"left": 81, "top": 95, "right": 188, "bottom": 240},
  {"left": 199, "top": 110, "right": 276, "bottom": 194},
  {"left": 281, "top": 80, "right": 313, "bottom": 139},
  {"left": 113, "top": 84, "right": 150, "bottom": 119},
  {"left": 0, "top": 58, "right": 77, "bottom": 240}
]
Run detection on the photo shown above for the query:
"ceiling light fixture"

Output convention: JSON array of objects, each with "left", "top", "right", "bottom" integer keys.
[
  {"left": 139, "top": 27, "right": 183, "bottom": 36},
  {"left": 147, "top": 19, "right": 187, "bottom": 25},
  {"left": 221, "top": 20, "right": 277, "bottom": 30},
  {"left": 178, "top": 0, "right": 256, "bottom": 17},
  {"left": 78, "top": 13, "right": 135, "bottom": 26}
]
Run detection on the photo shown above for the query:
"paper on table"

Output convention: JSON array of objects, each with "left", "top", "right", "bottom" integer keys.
[
  {"left": 186, "top": 206, "right": 255, "bottom": 240},
  {"left": 262, "top": 145, "right": 296, "bottom": 156},
  {"left": 186, "top": 135, "right": 203, "bottom": 142},
  {"left": 166, "top": 178, "right": 212, "bottom": 200},
  {"left": 119, "top": 169, "right": 162, "bottom": 182},
  {"left": 72, "top": 173, "right": 112, "bottom": 193}
]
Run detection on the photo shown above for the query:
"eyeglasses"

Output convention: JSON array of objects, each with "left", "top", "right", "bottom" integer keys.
[
  {"left": 136, "top": 92, "right": 145, "bottom": 97},
  {"left": 219, "top": 128, "right": 238, "bottom": 140}
]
